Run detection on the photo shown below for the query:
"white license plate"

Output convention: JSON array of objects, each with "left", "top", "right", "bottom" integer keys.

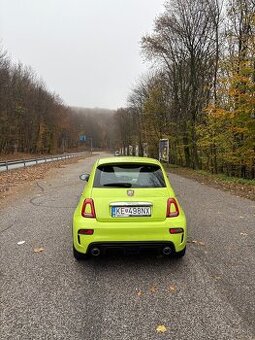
[{"left": 111, "top": 206, "right": 151, "bottom": 217}]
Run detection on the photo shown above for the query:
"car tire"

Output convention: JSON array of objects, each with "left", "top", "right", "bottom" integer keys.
[
  {"left": 173, "top": 247, "right": 186, "bottom": 259},
  {"left": 73, "top": 245, "right": 88, "bottom": 260}
]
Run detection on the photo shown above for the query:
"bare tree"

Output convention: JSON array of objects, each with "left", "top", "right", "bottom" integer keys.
[{"left": 141, "top": 0, "right": 224, "bottom": 168}]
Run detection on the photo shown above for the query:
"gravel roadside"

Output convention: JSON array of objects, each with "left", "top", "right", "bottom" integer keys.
[{"left": 0, "top": 152, "right": 90, "bottom": 207}]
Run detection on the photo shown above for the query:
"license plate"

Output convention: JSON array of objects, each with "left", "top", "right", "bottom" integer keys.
[{"left": 111, "top": 206, "right": 151, "bottom": 217}]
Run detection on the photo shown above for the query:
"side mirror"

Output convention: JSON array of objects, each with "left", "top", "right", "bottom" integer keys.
[{"left": 79, "top": 173, "right": 90, "bottom": 181}]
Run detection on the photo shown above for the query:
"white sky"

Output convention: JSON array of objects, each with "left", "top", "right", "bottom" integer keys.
[{"left": 0, "top": 0, "right": 164, "bottom": 109}]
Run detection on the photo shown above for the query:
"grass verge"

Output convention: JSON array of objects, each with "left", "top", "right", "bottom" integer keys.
[{"left": 165, "top": 164, "right": 255, "bottom": 201}]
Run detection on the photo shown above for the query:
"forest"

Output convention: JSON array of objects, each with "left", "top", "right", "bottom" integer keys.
[
  {"left": 115, "top": 0, "right": 255, "bottom": 179},
  {"left": 0, "top": 48, "right": 115, "bottom": 156}
]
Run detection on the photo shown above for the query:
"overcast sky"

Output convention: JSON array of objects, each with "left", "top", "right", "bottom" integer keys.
[{"left": 0, "top": 0, "right": 164, "bottom": 109}]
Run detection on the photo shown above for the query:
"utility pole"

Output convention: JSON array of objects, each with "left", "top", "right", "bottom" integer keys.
[{"left": 90, "top": 137, "right": 93, "bottom": 155}]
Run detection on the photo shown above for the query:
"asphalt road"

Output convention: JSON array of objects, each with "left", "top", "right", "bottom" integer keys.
[{"left": 1, "top": 153, "right": 255, "bottom": 340}]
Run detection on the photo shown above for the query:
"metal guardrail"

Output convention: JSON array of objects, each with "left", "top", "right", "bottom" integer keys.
[{"left": 0, "top": 152, "right": 86, "bottom": 172}]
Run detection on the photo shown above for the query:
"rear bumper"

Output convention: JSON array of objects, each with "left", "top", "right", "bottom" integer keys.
[
  {"left": 87, "top": 241, "right": 175, "bottom": 255},
  {"left": 73, "top": 215, "right": 187, "bottom": 255}
]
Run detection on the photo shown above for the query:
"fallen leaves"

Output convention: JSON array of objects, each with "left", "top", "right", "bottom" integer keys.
[
  {"left": 33, "top": 247, "right": 44, "bottom": 253},
  {"left": 198, "top": 241, "right": 205, "bottom": 246},
  {"left": 168, "top": 285, "right": 176, "bottom": 293},
  {"left": 0, "top": 156, "right": 84, "bottom": 203},
  {"left": 150, "top": 286, "right": 157, "bottom": 293},
  {"left": 190, "top": 240, "right": 205, "bottom": 246},
  {"left": 136, "top": 289, "right": 143, "bottom": 297},
  {"left": 135, "top": 284, "right": 178, "bottom": 297},
  {"left": 16, "top": 241, "right": 46, "bottom": 253},
  {"left": 156, "top": 325, "right": 167, "bottom": 333},
  {"left": 168, "top": 167, "right": 255, "bottom": 201},
  {"left": 214, "top": 276, "right": 221, "bottom": 281}
]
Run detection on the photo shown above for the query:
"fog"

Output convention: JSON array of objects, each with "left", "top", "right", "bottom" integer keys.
[{"left": 0, "top": 0, "right": 164, "bottom": 109}]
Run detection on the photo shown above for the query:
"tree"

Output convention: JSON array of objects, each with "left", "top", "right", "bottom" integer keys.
[{"left": 141, "top": 0, "right": 222, "bottom": 168}]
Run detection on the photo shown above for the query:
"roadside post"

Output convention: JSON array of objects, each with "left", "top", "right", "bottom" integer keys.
[
  {"left": 159, "top": 139, "right": 169, "bottom": 164},
  {"left": 90, "top": 137, "right": 93, "bottom": 155}
]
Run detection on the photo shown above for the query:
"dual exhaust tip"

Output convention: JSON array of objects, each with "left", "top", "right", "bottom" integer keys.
[
  {"left": 90, "top": 246, "right": 172, "bottom": 257},
  {"left": 91, "top": 247, "right": 101, "bottom": 257},
  {"left": 162, "top": 246, "right": 171, "bottom": 256}
]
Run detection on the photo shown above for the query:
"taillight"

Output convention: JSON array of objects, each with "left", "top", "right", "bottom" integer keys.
[
  {"left": 166, "top": 198, "right": 179, "bottom": 217},
  {"left": 78, "top": 229, "right": 94, "bottom": 235},
  {"left": 81, "top": 198, "right": 96, "bottom": 218}
]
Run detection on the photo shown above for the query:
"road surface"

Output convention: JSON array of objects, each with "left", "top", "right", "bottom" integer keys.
[{"left": 1, "top": 153, "right": 254, "bottom": 340}]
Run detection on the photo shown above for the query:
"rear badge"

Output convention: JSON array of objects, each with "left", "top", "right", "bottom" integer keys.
[{"left": 127, "top": 189, "right": 134, "bottom": 197}]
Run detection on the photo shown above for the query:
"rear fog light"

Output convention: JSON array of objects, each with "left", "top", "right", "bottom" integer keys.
[
  {"left": 169, "top": 228, "right": 184, "bottom": 234},
  {"left": 78, "top": 229, "right": 94, "bottom": 235}
]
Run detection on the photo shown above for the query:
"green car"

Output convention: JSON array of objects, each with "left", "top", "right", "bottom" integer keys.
[{"left": 73, "top": 157, "right": 187, "bottom": 260}]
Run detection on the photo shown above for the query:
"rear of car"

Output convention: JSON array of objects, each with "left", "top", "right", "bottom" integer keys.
[{"left": 73, "top": 157, "right": 187, "bottom": 259}]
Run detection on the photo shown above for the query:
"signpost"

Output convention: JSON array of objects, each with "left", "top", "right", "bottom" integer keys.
[
  {"left": 159, "top": 139, "right": 169, "bottom": 163},
  {"left": 79, "top": 135, "right": 92, "bottom": 154}
]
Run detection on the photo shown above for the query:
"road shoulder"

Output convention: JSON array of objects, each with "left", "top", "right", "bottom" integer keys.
[
  {"left": 166, "top": 165, "right": 255, "bottom": 201},
  {"left": 0, "top": 154, "right": 89, "bottom": 208}
]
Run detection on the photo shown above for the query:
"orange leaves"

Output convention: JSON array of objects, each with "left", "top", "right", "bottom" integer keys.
[
  {"left": 168, "top": 285, "right": 177, "bottom": 293},
  {"left": 136, "top": 290, "right": 143, "bottom": 297},
  {"left": 156, "top": 325, "right": 167, "bottom": 333},
  {"left": 229, "top": 126, "right": 248, "bottom": 134},
  {"left": 33, "top": 247, "right": 45, "bottom": 253},
  {"left": 150, "top": 286, "right": 157, "bottom": 293},
  {"left": 190, "top": 239, "right": 205, "bottom": 246},
  {"left": 206, "top": 105, "right": 228, "bottom": 118},
  {"left": 135, "top": 283, "right": 178, "bottom": 297}
]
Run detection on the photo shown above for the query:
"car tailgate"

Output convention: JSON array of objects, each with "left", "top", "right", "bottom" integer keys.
[{"left": 92, "top": 187, "right": 169, "bottom": 222}]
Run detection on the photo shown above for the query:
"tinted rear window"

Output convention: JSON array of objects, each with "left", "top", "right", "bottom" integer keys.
[{"left": 93, "top": 163, "right": 166, "bottom": 188}]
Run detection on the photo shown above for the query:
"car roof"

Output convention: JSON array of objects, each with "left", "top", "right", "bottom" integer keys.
[{"left": 97, "top": 156, "right": 161, "bottom": 166}]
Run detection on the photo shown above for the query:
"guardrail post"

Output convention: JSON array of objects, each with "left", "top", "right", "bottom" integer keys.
[
  {"left": 23, "top": 159, "right": 26, "bottom": 168},
  {"left": 6, "top": 161, "right": 9, "bottom": 171}
]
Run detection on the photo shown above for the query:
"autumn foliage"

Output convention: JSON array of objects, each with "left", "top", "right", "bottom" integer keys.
[
  {"left": 0, "top": 49, "right": 115, "bottom": 156},
  {"left": 115, "top": 0, "right": 255, "bottom": 179}
]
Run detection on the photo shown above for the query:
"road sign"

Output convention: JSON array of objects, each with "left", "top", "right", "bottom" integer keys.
[{"left": 79, "top": 135, "right": 87, "bottom": 142}]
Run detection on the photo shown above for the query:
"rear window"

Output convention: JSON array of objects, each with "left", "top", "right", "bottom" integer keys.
[{"left": 93, "top": 163, "right": 166, "bottom": 188}]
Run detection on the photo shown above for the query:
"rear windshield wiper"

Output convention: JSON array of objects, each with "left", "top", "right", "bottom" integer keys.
[{"left": 103, "top": 183, "right": 132, "bottom": 188}]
